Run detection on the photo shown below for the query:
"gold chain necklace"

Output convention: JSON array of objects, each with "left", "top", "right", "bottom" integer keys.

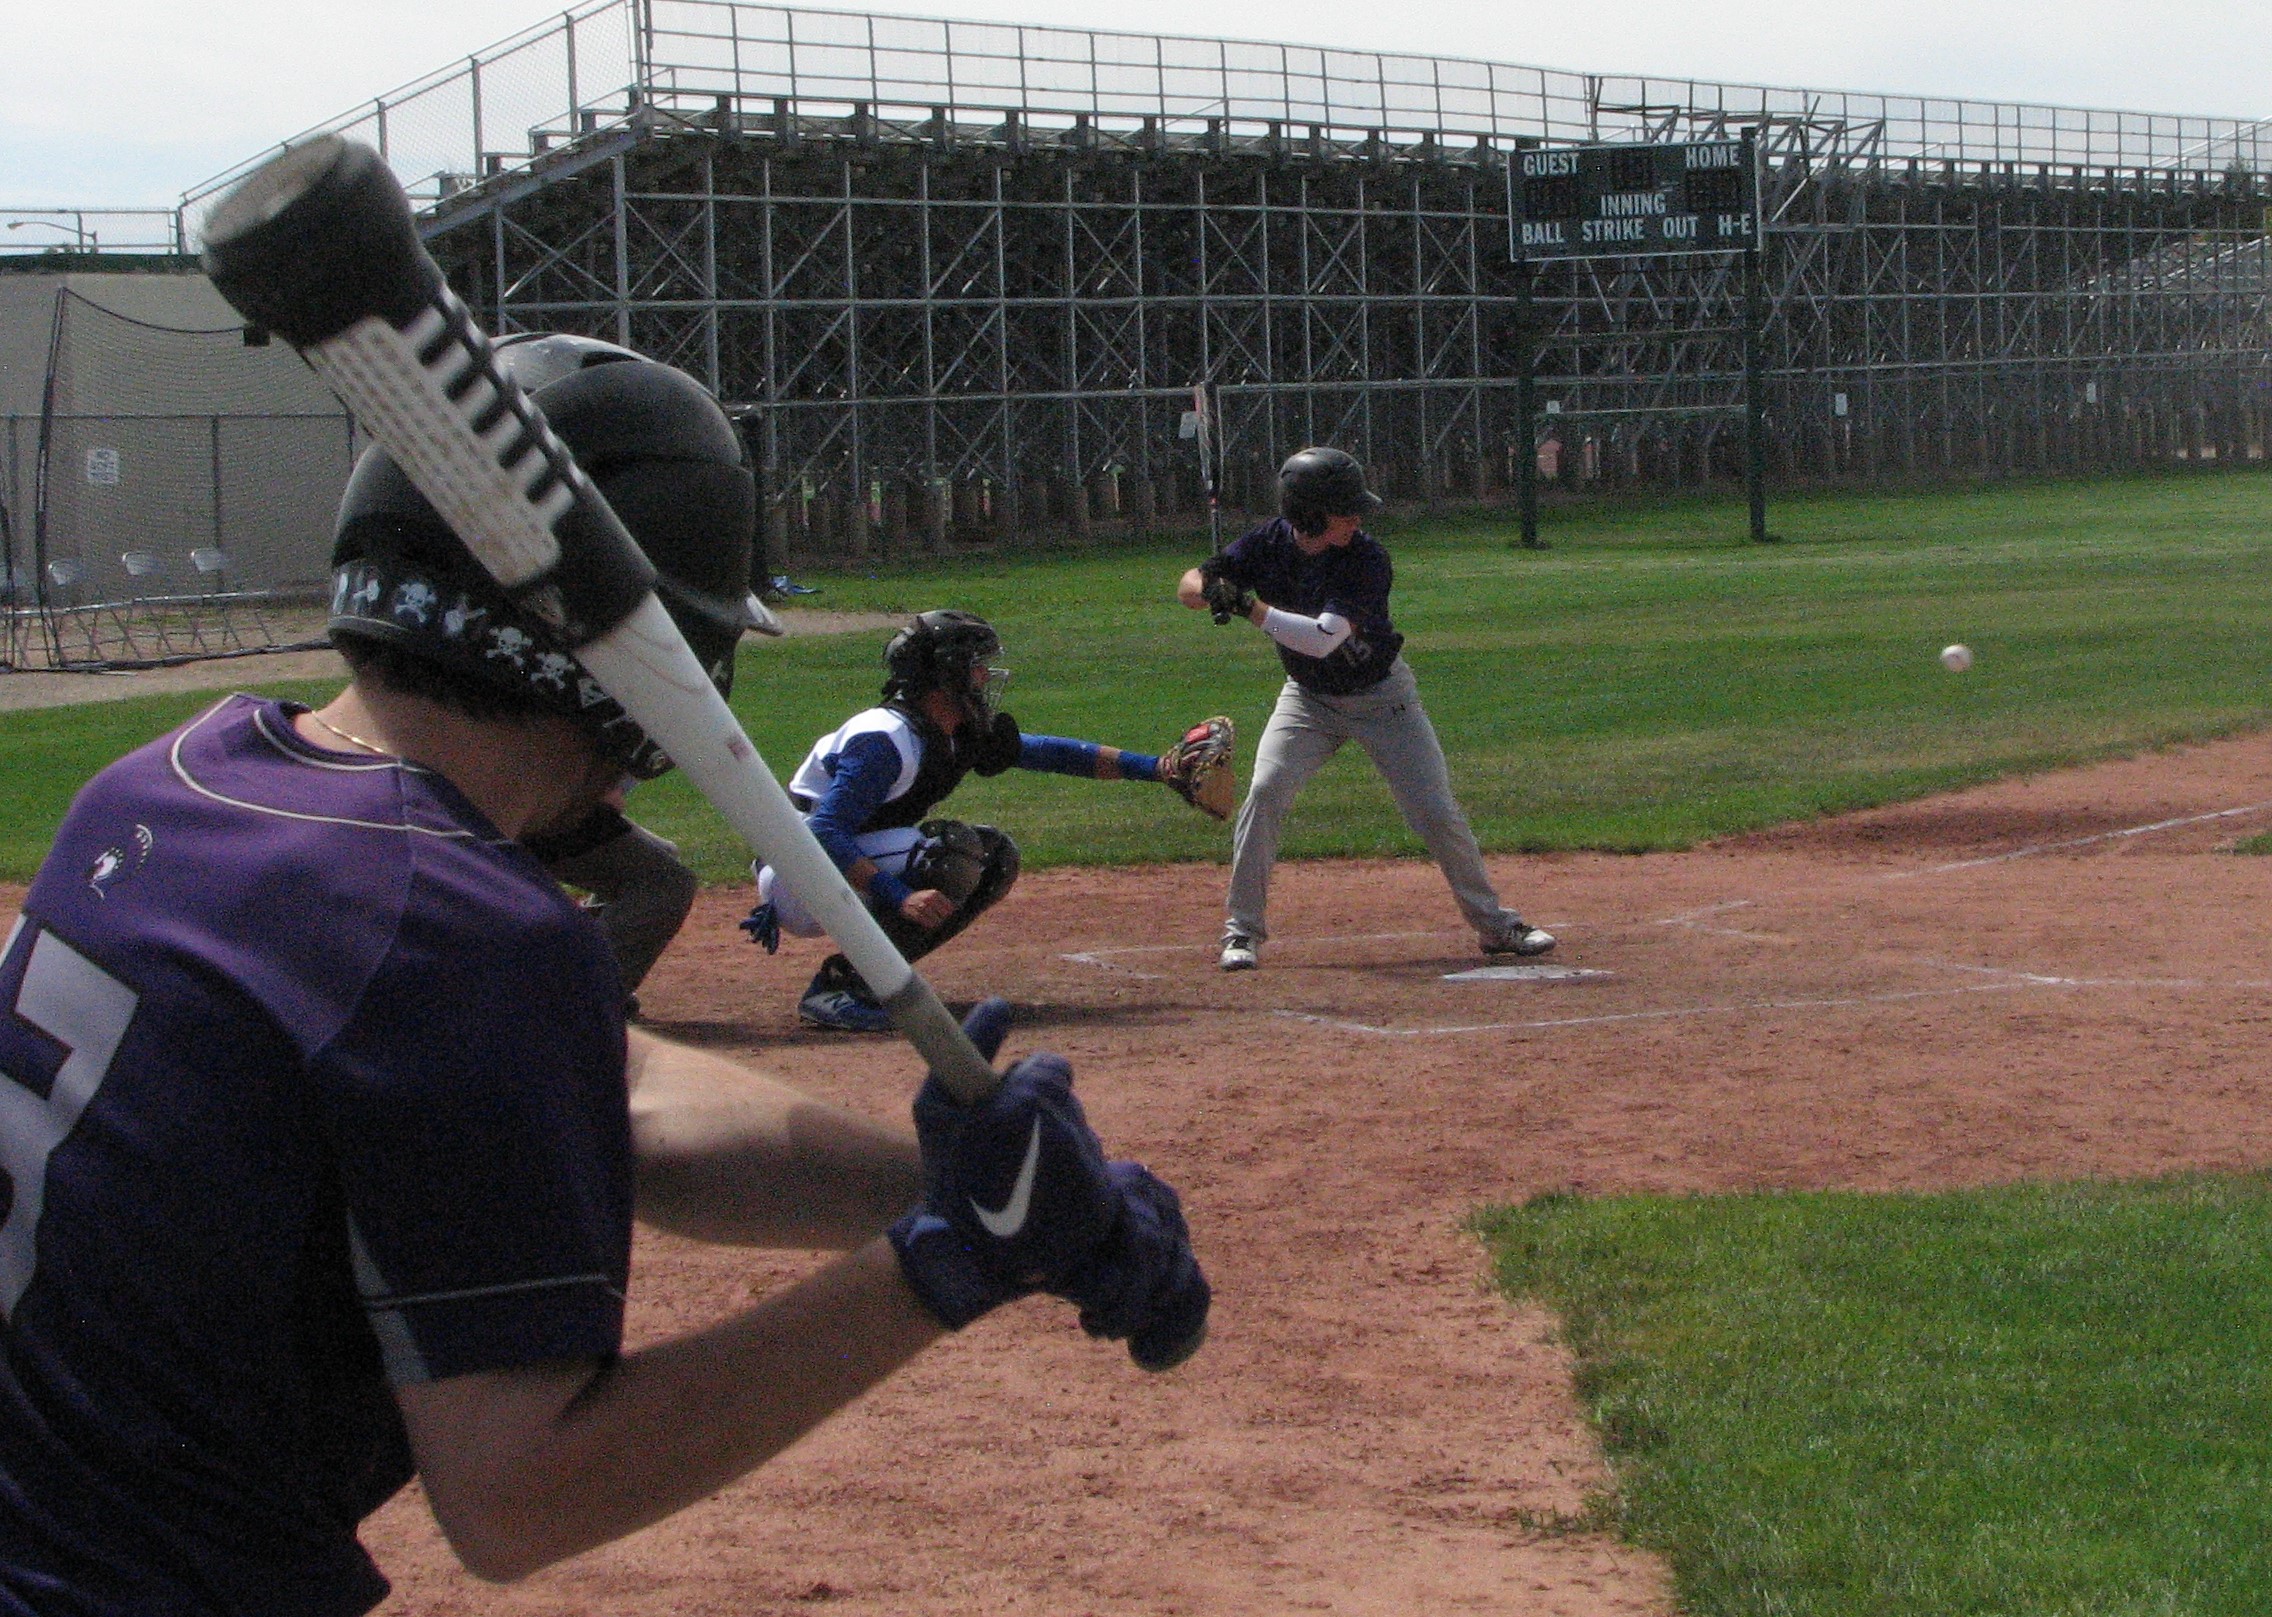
[{"left": 305, "top": 710, "right": 395, "bottom": 758}]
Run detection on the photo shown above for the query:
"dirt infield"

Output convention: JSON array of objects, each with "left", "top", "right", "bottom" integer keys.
[{"left": 9, "top": 730, "right": 2272, "bottom": 1615}]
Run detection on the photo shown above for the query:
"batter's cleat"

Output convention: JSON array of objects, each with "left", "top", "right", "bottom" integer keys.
[
  {"left": 1481, "top": 921, "right": 1557, "bottom": 958},
  {"left": 1219, "top": 932, "right": 1259, "bottom": 972},
  {"left": 798, "top": 987, "right": 896, "bottom": 1034}
]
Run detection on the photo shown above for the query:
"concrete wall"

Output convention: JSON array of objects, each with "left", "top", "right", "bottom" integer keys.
[{"left": 2, "top": 273, "right": 350, "bottom": 599}]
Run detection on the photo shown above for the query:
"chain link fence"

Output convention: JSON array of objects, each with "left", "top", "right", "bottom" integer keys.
[{"left": 3, "top": 285, "right": 348, "bottom": 672}]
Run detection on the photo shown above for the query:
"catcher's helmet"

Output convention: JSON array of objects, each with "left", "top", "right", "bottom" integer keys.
[
  {"left": 329, "top": 332, "right": 757, "bottom": 778},
  {"left": 882, "top": 609, "right": 1009, "bottom": 722},
  {"left": 1278, "top": 446, "right": 1382, "bottom": 527}
]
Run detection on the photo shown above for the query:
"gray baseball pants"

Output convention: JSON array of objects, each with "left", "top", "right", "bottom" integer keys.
[
  {"left": 546, "top": 819, "right": 700, "bottom": 994},
  {"left": 1225, "top": 657, "right": 1522, "bottom": 945}
]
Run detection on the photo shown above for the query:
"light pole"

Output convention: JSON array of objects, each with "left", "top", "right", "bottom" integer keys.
[{"left": 4, "top": 215, "right": 92, "bottom": 250}]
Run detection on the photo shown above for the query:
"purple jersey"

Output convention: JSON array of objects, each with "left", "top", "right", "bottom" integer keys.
[
  {"left": 0, "top": 696, "right": 632, "bottom": 1617},
  {"left": 1216, "top": 518, "right": 1404, "bottom": 693}
]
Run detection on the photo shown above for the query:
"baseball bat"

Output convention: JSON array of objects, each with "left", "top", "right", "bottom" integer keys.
[{"left": 197, "top": 135, "right": 996, "bottom": 1105}]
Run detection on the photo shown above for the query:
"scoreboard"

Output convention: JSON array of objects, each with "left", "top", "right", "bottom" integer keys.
[{"left": 1508, "top": 139, "right": 1760, "bottom": 261}]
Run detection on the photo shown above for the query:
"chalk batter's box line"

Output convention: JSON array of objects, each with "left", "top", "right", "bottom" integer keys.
[
  {"left": 1279, "top": 966, "right": 2272, "bottom": 1039},
  {"left": 1654, "top": 900, "right": 1779, "bottom": 940},
  {"left": 1059, "top": 929, "right": 1521, "bottom": 980},
  {"left": 1883, "top": 797, "right": 2272, "bottom": 880},
  {"left": 1917, "top": 958, "right": 2272, "bottom": 991},
  {"left": 1652, "top": 795, "right": 2272, "bottom": 942}
]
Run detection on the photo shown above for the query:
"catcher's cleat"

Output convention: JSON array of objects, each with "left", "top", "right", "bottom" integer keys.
[
  {"left": 1481, "top": 921, "right": 1557, "bottom": 958},
  {"left": 1219, "top": 932, "right": 1259, "bottom": 972},
  {"left": 799, "top": 987, "right": 896, "bottom": 1033}
]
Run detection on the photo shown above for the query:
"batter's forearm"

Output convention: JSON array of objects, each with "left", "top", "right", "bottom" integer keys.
[
  {"left": 1259, "top": 606, "right": 1352, "bottom": 656},
  {"left": 627, "top": 1030, "right": 922, "bottom": 1246},
  {"left": 400, "top": 1240, "right": 939, "bottom": 1582}
]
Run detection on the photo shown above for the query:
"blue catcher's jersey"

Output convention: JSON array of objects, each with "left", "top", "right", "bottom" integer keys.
[
  {"left": 788, "top": 703, "right": 969, "bottom": 834},
  {"left": 0, "top": 696, "right": 633, "bottom": 1617}
]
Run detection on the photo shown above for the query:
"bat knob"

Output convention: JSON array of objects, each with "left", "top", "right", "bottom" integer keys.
[{"left": 201, "top": 133, "right": 441, "bottom": 348}]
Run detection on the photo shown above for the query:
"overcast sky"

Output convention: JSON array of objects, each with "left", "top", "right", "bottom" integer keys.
[{"left": 3, "top": 0, "right": 2264, "bottom": 211}]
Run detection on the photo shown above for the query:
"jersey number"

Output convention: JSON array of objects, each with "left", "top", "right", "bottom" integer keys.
[{"left": 0, "top": 919, "right": 139, "bottom": 1318}]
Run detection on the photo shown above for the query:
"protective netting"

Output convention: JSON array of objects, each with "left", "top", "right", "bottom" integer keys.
[{"left": 3, "top": 285, "right": 351, "bottom": 672}]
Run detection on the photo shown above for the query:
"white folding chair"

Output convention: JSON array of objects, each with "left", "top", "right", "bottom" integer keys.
[
  {"left": 45, "top": 557, "right": 134, "bottom": 664},
  {"left": 119, "top": 551, "right": 187, "bottom": 657},
  {"left": 190, "top": 546, "right": 271, "bottom": 649}
]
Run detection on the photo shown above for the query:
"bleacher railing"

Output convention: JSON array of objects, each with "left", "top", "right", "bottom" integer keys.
[{"left": 176, "top": 0, "right": 2272, "bottom": 246}]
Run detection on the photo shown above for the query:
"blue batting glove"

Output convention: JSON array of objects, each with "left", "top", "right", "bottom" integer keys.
[
  {"left": 888, "top": 1001, "right": 1210, "bottom": 1369},
  {"left": 890, "top": 1047, "right": 1120, "bottom": 1330},
  {"left": 1060, "top": 1162, "right": 1211, "bottom": 1371}
]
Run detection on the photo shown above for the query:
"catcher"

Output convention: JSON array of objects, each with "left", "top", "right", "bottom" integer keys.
[{"left": 746, "top": 608, "right": 1235, "bottom": 1032}]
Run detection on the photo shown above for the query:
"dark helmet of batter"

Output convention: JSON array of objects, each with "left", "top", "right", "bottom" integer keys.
[
  {"left": 882, "top": 609, "right": 1008, "bottom": 722},
  {"left": 1278, "top": 445, "right": 1382, "bottom": 535},
  {"left": 328, "top": 332, "right": 757, "bottom": 779}
]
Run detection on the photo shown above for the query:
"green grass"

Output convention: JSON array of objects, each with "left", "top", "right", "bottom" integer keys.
[
  {"left": 5, "top": 467, "right": 2270, "bottom": 882},
  {"left": 0, "top": 681, "right": 349, "bottom": 879},
  {"left": 13, "top": 472, "right": 2272, "bottom": 1610},
  {"left": 1474, "top": 1176, "right": 2272, "bottom": 1616}
]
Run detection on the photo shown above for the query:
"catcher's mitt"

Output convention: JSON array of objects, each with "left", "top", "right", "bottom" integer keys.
[{"left": 1160, "top": 716, "right": 1237, "bottom": 821}]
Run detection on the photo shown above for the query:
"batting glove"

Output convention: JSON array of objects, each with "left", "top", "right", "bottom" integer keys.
[
  {"left": 1056, "top": 1161, "right": 1211, "bottom": 1371},
  {"left": 1202, "top": 574, "right": 1256, "bottom": 625},
  {"left": 890, "top": 1001, "right": 1210, "bottom": 1368}
]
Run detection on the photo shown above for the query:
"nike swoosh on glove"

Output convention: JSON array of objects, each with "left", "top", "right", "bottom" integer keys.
[
  {"left": 889, "top": 1005, "right": 1211, "bottom": 1368},
  {"left": 891, "top": 1009, "right": 1120, "bottom": 1330}
]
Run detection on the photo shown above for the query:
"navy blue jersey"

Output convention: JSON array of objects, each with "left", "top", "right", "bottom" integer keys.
[
  {"left": 0, "top": 696, "right": 632, "bottom": 1617},
  {"left": 1215, "top": 518, "right": 1403, "bottom": 694}
]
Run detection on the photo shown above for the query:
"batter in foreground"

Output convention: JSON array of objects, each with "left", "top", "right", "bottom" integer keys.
[
  {"left": 1177, "top": 446, "right": 1555, "bottom": 972},
  {"left": 0, "top": 337, "right": 1206, "bottom": 1616}
]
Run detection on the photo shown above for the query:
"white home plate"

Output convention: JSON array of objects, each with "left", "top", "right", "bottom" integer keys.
[{"left": 1441, "top": 963, "right": 1614, "bottom": 983}]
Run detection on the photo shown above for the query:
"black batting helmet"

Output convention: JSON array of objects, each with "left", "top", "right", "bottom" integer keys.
[
  {"left": 329, "top": 332, "right": 758, "bottom": 779},
  {"left": 882, "top": 609, "right": 1008, "bottom": 721},
  {"left": 1278, "top": 446, "right": 1382, "bottom": 531}
]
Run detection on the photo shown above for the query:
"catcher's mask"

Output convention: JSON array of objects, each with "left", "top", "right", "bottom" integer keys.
[
  {"left": 1278, "top": 445, "right": 1382, "bottom": 537},
  {"left": 328, "top": 332, "right": 759, "bottom": 779},
  {"left": 882, "top": 609, "right": 1009, "bottom": 726}
]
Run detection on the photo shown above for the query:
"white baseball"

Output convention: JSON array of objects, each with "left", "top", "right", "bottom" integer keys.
[{"left": 1940, "top": 644, "right": 1973, "bottom": 672}]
